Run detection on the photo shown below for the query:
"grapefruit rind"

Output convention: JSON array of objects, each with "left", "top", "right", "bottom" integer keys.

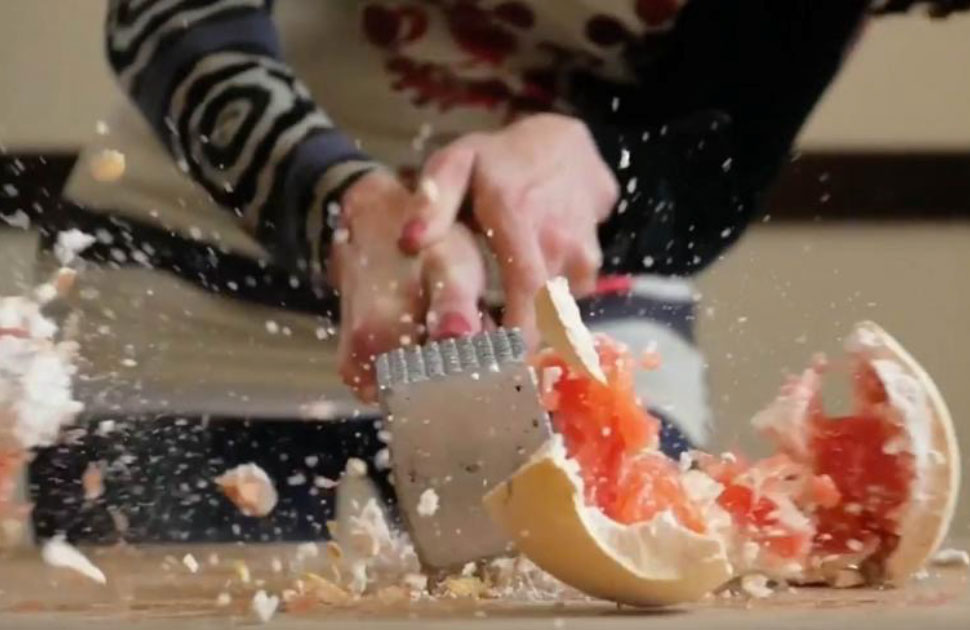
[
  {"left": 483, "top": 437, "right": 733, "bottom": 607},
  {"left": 534, "top": 277, "right": 607, "bottom": 384},
  {"left": 846, "top": 321, "right": 960, "bottom": 585}
]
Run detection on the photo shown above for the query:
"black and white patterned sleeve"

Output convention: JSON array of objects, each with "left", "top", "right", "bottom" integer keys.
[{"left": 105, "top": 0, "right": 379, "bottom": 276}]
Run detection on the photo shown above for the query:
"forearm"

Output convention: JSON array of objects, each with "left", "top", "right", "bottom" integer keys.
[{"left": 105, "top": 0, "right": 377, "bottom": 276}]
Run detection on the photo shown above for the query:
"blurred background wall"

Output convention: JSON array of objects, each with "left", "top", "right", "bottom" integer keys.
[{"left": 1, "top": 1, "right": 968, "bottom": 529}]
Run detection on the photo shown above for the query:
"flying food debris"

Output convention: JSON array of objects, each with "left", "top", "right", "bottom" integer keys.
[
  {"left": 81, "top": 461, "right": 104, "bottom": 501},
  {"left": 740, "top": 574, "right": 773, "bottom": 599},
  {"left": 345, "top": 458, "right": 368, "bottom": 478},
  {"left": 931, "top": 548, "right": 970, "bottom": 567},
  {"left": 90, "top": 149, "right": 126, "bottom": 182},
  {"left": 41, "top": 536, "right": 107, "bottom": 584},
  {"left": 215, "top": 463, "right": 278, "bottom": 517},
  {"left": 325, "top": 541, "right": 344, "bottom": 563},
  {"left": 296, "top": 542, "right": 319, "bottom": 561},
  {"left": 251, "top": 590, "right": 279, "bottom": 623},
  {"left": 416, "top": 488, "right": 439, "bottom": 518},
  {"left": 54, "top": 229, "right": 96, "bottom": 266},
  {"left": 235, "top": 560, "right": 252, "bottom": 584},
  {"left": 403, "top": 572, "right": 429, "bottom": 594},
  {"left": 439, "top": 575, "right": 488, "bottom": 599},
  {"left": 314, "top": 475, "right": 339, "bottom": 489},
  {"left": 374, "top": 448, "right": 391, "bottom": 471},
  {"left": 1, "top": 209, "right": 30, "bottom": 230},
  {"left": 303, "top": 572, "right": 353, "bottom": 606},
  {"left": 215, "top": 592, "right": 232, "bottom": 607},
  {"left": 182, "top": 553, "right": 200, "bottom": 574}
]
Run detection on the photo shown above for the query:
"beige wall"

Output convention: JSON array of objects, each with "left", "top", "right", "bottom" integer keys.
[
  {"left": 0, "top": 0, "right": 115, "bottom": 150},
  {"left": 0, "top": 1, "right": 969, "bottom": 149},
  {"left": 800, "top": 14, "right": 970, "bottom": 150}
]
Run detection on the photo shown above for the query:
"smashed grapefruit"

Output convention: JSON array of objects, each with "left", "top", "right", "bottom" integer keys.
[{"left": 485, "top": 279, "right": 959, "bottom": 606}]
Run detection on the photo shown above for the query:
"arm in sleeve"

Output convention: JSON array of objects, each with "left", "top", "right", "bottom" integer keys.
[
  {"left": 105, "top": 0, "right": 378, "bottom": 276},
  {"left": 575, "top": 0, "right": 873, "bottom": 276}
]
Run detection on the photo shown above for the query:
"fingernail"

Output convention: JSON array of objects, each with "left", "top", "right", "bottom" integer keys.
[
  {"left": 398, "top": 219, "right": 426, "bottom": 253},
  {"left": 433, "top": 312, "right": 474, "bottom": 339}
]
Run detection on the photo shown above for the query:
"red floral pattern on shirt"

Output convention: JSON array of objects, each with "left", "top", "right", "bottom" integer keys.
[{"left": 362, "top": 0, "right": 685, "bottom": 118}]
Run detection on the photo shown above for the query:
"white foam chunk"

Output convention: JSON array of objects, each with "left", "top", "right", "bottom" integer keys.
[
  {"left": 416, "top": 488, "right": 439, "bottom": 518},
  {"left": 53, "top": 229, "right": 96, "bottom": 266},
  {"left": 251, "top": 590, "right": 279, "bottom": 623},
  {"left": 41, "top": 536, "right": 107, "bottom": 584},
  {"left": 931, "top": 548, "right": 970, "bottom": 567}
]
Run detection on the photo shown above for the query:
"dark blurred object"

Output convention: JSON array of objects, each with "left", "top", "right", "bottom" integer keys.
[
  {"left": 871, "top": 0, "right": 970, "bottom": 17},
  {"left": 767, "top": 151, "right": 970, "bottom": 220},
  {"left": 30, "top": 414, "right": 393, "bottom": 544},
  {"left": 4, "top": 151, "right": 970, "bottom": 231}
]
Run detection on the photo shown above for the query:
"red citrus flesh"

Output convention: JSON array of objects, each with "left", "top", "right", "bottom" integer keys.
[
  {"left": 810, "top": 414, "right": 911, "bottom": 557},
  {"left": 535, "top": 336, "right": 704, "bottom": 532},
  {"left": 536, "top": 335, "right": 916, "bottom": 571}
]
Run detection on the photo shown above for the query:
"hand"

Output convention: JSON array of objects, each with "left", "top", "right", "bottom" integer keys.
[
  {"left": 329, "top": 170, "right": 486, "bottom": 402},
  {"left": 399, "top": 114, "right": 619, "bottom": 346}
]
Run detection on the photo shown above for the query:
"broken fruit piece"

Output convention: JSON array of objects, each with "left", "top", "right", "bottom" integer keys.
[
  {"left": 484, "top": 437, "right": 733, "bottom": 607},
  {"left": 534, "top": 335, "right": 665, "bottom": 526},
  {"left": 215, "top": 463, "right": 278, "bottom": 517},
  {"left": 486, "top": 280, "right": 958, "bottom": 606},
  {"left": 752, "top": 321, "right": 960, "bottom": 585},
  {"left": 534, "top": 277, "right": 606, "bottom": 383}
]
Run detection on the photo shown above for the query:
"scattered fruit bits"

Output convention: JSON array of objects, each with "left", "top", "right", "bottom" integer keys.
[
  {"left": 235, "top": 560, "right": 252, "bottom": 584},
  {"left": 416, "top": 488, "right": 439, "bottom": 517},
  {"left": 345, "top": 458, "right": 368, "bottom": 478},
  {"left": 215, "top": 463, "right": 278, "bottom": 517},
  {"left": 251, "top": 590, "right": 279, "bottom": 623},
  {"left": 438, "top": 575, "right": 489, "bottom": 599},
  {"left": 81, "top": 461, "right": 104, "bottom": 501},
  {"left": 931, "top": 548, "right": 970, "bottom": 567},
  {"left": 303, "top": 572, "right": 354, "bottom": 606},
  {"left": 41, "top": 536, "right": 106, "bottom": 584},
  {"left": 182, "top": 553, "right": 199, "bottom": 574},
  {"left": 739, "top": 574, "right": 773, "bottom": 599},
  {"left": 89, "top": 149, "right": 126, "bottom": 182}
]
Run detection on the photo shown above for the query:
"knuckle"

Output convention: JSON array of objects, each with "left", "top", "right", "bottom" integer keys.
[
  {"left": 515, "top": 263, "right": 546, "bottom": 293},
  {"left": 542, "top": 225, "right": 571, "bottom": 252},
  {"left": 565, "top": 117, "right": 589, "bottom": 138}
]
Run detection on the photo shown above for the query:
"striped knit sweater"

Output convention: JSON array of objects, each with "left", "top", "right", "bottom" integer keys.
[{"left": 101, "top": 0, "right": 964, "bottom": 287}]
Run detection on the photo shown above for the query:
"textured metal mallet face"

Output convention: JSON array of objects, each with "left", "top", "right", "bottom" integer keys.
[{"left": 376, "top": 329, "right": 552, "bottom": 571}]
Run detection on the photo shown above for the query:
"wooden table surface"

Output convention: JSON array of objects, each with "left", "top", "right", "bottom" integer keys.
[{"left": 0, "top": 542, "right": 967, "bottom": 629}]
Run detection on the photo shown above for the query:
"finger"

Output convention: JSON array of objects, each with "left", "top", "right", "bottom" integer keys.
[
  {"left": 421, "top": 227, "right": 486, "bottom": 340},
  {"left": 336, "top": 261, "right": 421, "bottom": 403},
  {"left": 399, "top": 139, "right": 482, "bottom": 255},
  {"left": 496, "top": 231, "right": 547, "bottom": 350},
  {"left": 561, "top": 238, "right": 602, "bottom": 298},
  {"left": 340, "top": 304, "right": 417, "bottom": 403}
]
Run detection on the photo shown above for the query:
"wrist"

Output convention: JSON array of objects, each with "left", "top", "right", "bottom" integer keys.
[{"left": 314, "top": 161, "right": 381, "bottom": 278}]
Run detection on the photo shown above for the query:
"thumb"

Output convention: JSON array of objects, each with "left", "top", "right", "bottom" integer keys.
[{"left": 399, "top": 140, "right": 479, "bottom": 255}]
